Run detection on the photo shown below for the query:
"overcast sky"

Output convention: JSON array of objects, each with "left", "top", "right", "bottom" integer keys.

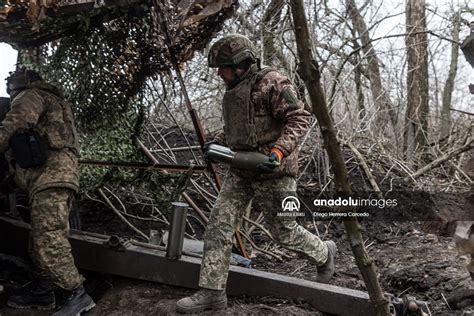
[{"left": 0, "top": 43, "right": 17, "bottom": 97}]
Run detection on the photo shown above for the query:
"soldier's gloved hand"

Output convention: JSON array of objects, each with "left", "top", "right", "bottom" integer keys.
[
  {"left": 256, "top": 148, "right": 283, "bottom": 174},
  {"left": 202, "top": 140, "right": 218, "bottom": 164}
]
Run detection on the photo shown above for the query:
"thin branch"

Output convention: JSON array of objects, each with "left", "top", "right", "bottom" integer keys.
[
  {"left": 411, "top": 139, "right": 473, "bottom": 180},
  {"left": 98, "top": 188, "right": 150, "bottom": 242}
]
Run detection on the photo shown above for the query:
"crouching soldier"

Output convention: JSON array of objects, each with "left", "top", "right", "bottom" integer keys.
[{"left": 0, "top": 69, "right": 95, "bottom": 315}]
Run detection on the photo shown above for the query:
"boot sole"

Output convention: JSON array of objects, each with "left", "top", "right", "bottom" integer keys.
[
  {"left": 54, "top": 300, "right": 96, "bottom": 316},
  {"left": 7, "top": 301, "right": 56, "bottom": 310},
  {"left": 176, "top": 300, "right": 227, "bottom": 314},
  {"left": 76, "top": 301, "right": 96, "bottom": 315}
]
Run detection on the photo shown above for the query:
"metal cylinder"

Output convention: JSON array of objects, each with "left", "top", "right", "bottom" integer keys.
[
  {"left": 166, "top": 202, "right": 189, "bottom": 260},
  {"left": 206, "top": 144, "right": 235, "bottom": 164},
  {"left": 207, "top": 144, "right": 277, "bottom": 171},
  {"left": 232, "top": 151, "right": 276, "bottom": 170}
]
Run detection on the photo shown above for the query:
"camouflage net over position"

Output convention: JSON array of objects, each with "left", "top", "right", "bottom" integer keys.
[{"left": 1, "top": 0, "right": 237, "bottom": 131}]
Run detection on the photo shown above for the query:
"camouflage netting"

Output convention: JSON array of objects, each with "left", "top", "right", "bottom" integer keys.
[{"left": 1, "top": 0, "right": 237, "bottom": 131}]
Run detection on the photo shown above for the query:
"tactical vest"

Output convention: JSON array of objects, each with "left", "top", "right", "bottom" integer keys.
[{"left": 222, "top": 67, "right": 284, "bottom": 151}]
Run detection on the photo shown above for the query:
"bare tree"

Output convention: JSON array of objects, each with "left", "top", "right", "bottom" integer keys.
[
  {"left": 346, "top": 0, "right": 398, "bottom": 134},
  {"left": 261, "top": 0, "right": 287, "bottom": 68},
  {"left": 350, "top": 28, "right": 367, "bottom": 123},
  {"left": 440, "top": 11, "right": 461, "bottom": 139},
  {"left": 404, "top": 0, "right": 429, "bottom": 159},
  {"left": 289, "top": 1, "right": 390, "bottom": 315}
]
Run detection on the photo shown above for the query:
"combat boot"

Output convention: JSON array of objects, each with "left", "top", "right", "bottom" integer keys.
[
  {"left": 53, "top": 284, "right": 95, "bottom": 316},
  {"left": 316, "top": 240, "right": 337, "bottom": 283},
  {"left": 7, "top": 279, "right": 55, "bottom": 310},
  {"left": 176, "top": 288, "right": 227, "bottom": 313}
]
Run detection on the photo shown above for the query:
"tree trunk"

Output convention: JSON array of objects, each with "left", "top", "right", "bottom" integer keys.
[
  {"left": 346, "top": 0, "right": 397, "bottom": 135},
  {"left": 289, "top": 1, "right": 390, "bottom": 315},
  {"left": 237, "top": 1, "right": 290, "bottom": 71},
  {"left": 351, "top": 28, "right": 366, "bottom": 124},
  {"left": 440, "top": 11, "right": 461, "bottom": 139},
  {"left": 404, "top": 0, "right": 429, "bottom": 159},
  {"left": 262, "top": 0, "right": 286, "bottom": 67}
]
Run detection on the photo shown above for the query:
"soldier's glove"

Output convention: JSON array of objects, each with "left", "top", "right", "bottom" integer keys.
[
  {"left": 202, "top": 140, "right": 219, "bottom": 164},
  {"left": 256, "top": 148, "right": 283, "bottom": 174}
]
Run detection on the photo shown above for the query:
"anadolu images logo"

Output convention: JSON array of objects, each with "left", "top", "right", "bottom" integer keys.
[{"left": 281, "top": 196, "right": 301, "bottom": 212}]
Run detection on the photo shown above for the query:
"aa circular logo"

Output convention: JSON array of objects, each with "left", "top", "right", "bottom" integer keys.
[{"left": 282, "top": 196, "right": 300, "bottom": 212}]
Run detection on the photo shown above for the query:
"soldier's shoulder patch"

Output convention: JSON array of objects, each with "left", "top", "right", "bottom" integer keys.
[{"left": 282, "top": 87, "right": 300, "bottom": 110}]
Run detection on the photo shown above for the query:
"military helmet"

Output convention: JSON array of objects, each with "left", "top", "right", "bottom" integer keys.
[
  {"left": 208, "top": 34, "right": 258, "bottom": 68},
  {"left": 6, "top": 68, "right": 42, "bottom": 94}
]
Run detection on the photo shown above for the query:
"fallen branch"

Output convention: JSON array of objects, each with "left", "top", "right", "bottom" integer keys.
[
  {"left": 98, "top": 188, "right": 150, "bottom": 242},
  {"left": 246, "top": 211, "right": 264, "bottom": 235},
  {"left": 242, "top": 215, "right": 273, "bottom": 240},
  {"left": 239, "top": 231, "right": 284, "bottom": 261},
  {"left": 347, "top": 142, "right": 384, "bottom": 199},
  {"left": 137, "top": 139, "right": 210, "bottom": 224},
  {"left": 410, "top": 140, "right": 473, "bottom": 180}
]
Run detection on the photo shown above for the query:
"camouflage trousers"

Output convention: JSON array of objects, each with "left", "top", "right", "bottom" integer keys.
[
  {"left": 199, "top": 174, "right": 328, "bottom": 290},
  {"left": 29, "top": 188, "right": 84, "bottom": 290}
]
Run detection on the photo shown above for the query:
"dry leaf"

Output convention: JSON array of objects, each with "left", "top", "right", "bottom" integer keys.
[{"left": 180, "top": 0, "right": 232, "bottom": 28}]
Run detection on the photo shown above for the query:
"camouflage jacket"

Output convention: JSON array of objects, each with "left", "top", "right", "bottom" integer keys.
[
  {"left": 0, "top": 81, "right": 80, "bottom": 197},
  {"left": 216, "top": 66, "right": 311, "bottom": 180}
]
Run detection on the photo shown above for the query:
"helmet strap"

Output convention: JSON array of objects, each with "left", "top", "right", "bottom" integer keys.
[
  {"left": 230, "top": 59, "right": 255, "bottom": 83},
  {"left": 8, "top": 88, "right": 22, "bottom": 100}
]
